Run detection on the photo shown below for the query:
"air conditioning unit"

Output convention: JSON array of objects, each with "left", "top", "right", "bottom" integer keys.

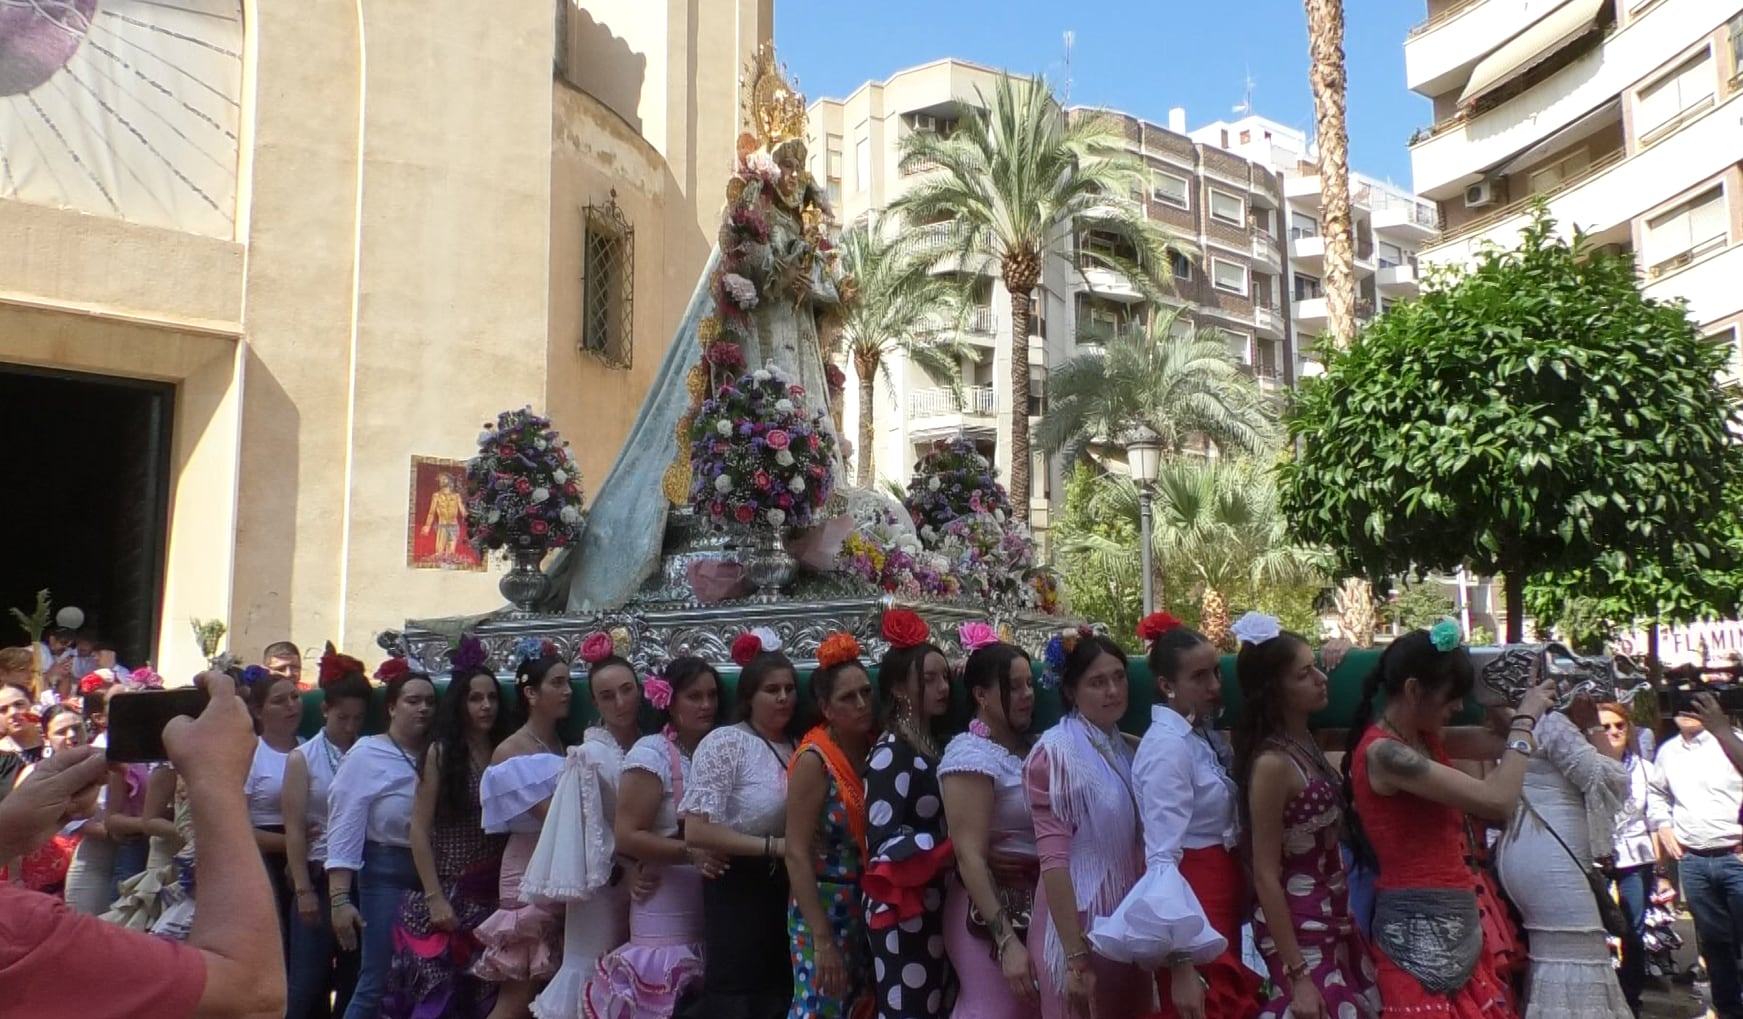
[
  {"left": 914, "top": 114, "right": 938, "bottom": 133},
  {"left": 1464, "top": 180, "right": 1498, "bottom": 208}
]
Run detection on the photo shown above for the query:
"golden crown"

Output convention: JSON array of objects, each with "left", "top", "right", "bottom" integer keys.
[{"left": 743, "top": 43, "right": 808, "bottom": 149}]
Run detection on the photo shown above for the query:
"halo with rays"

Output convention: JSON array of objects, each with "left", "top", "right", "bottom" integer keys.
[{"left": 0, "top": 0, "right": 243, "bottom": 239}]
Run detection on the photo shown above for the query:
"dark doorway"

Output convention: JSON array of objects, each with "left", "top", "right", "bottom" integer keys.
[{"left": 0, "top": 364, "right": 174, "bottom": 667}]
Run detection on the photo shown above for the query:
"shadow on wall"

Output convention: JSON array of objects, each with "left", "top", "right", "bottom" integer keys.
[{"left": 558, "top": 3, "right": 647, "bottom": 135}]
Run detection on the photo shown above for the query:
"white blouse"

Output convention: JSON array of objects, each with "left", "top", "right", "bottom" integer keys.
[
  {"left": 481, "top": 750, "right": 566, "bottom": 835},
  {"left": 679, "top": 724, "right": 790, "bottom": 837},
  {"left": 324, "top": 735, "right": 423, "bottom": 871},
  {"left": 1135, "top": 706, "right": 1237, "bottom": 860},
  {"left": 939, "top": 731, "right": 1036, "bottom": 855},
  {"left": 1612, "top": 754, "right": 1671, "bottom": 869},
  {"left": 294, "top": 730, "right": 348, "bottom": 863},
  {"left": 624, "top": 732, "right": 692, "bottom": 838},
  {"left": 246, "top": 737, "right": 297, "bottom": 828}
]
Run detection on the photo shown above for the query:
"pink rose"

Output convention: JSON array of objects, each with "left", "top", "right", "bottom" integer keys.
[
  {"left": 959, "top": 621, "right": 999, "bottom": 652},
  {"left": 579, "top": 631, "right": 615, "bottom": 664},
  {"left": 766, "top": 430, "right": 791, "bottom": 451},
  {"left": 644, "top": 676, "right": 673, "bottom": 710},
  {"left": 755, "top": 470, "right": 772, "bottom": 490},
  {"left": 734, "top": 505, "right": 756, "bottom": 524}
]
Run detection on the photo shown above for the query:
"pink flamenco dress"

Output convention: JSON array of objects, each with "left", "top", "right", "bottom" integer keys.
[
  {"left": 473, "top": 751, "right": 567, "bottom": 984},
  {"left": 582, "top": 731, "right": 706, "bottom": 1019}
]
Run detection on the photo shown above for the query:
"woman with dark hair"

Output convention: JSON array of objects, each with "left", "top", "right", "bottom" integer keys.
[
  {"left": 245, "top": 665, "right": 306, "bottom": 952},
  {"left": 384, "top": 655, "right": 510, "bottom": 1019},
  {"left": 940, "top": 636, "right": 1040, "bottom": 1019},
  {"left": 1228, "top": 614, "right": 1376, "bottom": 1019},
  {"left": 1596, "top": 701, "right": 1668, "bottom": 1017},
  {"left": 327, "top": 664, "right": 439, "bottom": 1019},
  {"left": 864, "top": 611, "right": 957, "bottom": 1018},
  {"left": 529, "top": 641, "right": 645, "bottom": 1019},
  {"left": 585, "top": 656, "right": 726, "bottom": 1019},
  {"left": 1344, "top": 625, "right": 1554, "bottom": 1019},
  {"left": 473, "top": 644, "right": 573, "bottom": 1019},
  {"left": 783, "top": 632, "right": 877, "bottom": 1019},
  {"left": 678, "top": 630, "right": 800, "bottom": 1019},
  {"left": 1025, "top": 631, "right": 1150, "bottom": 1019},
  {"left": 284, "top": 665, "right": 372, "bottom": 1019},
  {"left": 1091, "top": 613, "right": 1259, "bottom": 1019}
]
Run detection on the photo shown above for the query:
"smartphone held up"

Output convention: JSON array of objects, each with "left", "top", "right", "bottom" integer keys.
[{"left": 105, "top": 688, "right": 209, "bottom": 763}]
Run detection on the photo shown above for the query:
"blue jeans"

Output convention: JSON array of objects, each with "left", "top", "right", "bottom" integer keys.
[
  {"left": 1613, "top": 864, "right": 1653, "bottom": 1013},
  {"left": 341, "top": 843, "right": 417, "bottom": 1019},
  {"left": 287, "top": 863, "right": 360, "bottom": 1019},
  {"left": 1679, "top": 851, "right": 1743, "bottom": 1019},
  {"left": 110, "top": 837, "right": 149, "bottom": 901}
]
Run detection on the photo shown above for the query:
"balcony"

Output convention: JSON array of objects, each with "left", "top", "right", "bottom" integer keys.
[
  {"left": 907, "top": 386, "right": 998, "bottom": 439},
  {"left": 1290, "top": 231, "right": 1325, "bottom": 271},
  {"left": 1423, "top": 91, "right": 1741, "bottom": 266},
  {"left": 1293, "top": 296, "right": 1329, "bottom": 336},
  {"left": 967, "top": 306, "right": 997, "bottom": 335},
  {"left": 1254, "top": 302, "right": 1284, "bottom": 338},
  {"left": 1285, "top": 175, "right": 1323, "bottom": 202},
  {"left": 1376, "top": 262, "right": 1420, "bottom": 293},
  {"left": 1071, "top": 254, "right": 1145, "bottom": 302},
  {"left": 1406, "top": 0, "right": 1593, "bottom": 97},
  {"left": 1370, "top": 194, "right": 1441, "bottom": 240},
  {"left": 1409, "top": 0, "right": 1700, "bottom": 198},
  {"left": 1251, "top": 233, "right": 1282, "bottom": 268},
  {"left": 1644, "top": 243, "right": 1743, "bottom": 326}
]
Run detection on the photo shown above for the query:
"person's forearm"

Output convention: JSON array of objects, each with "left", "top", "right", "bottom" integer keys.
[
  {"left": 285, "top": 828, "right": 311, "bottom": 892},
  {"left": 956, "top": 849, "right": 1009, "bottom": 940},
  {"left": 784, "top": 849, "right": 836, "bottom": 951},
  {"left": 618, "top": 827, "right": 687, "bottom": 866},
  {"left": 184, "top": 774, "right": 284, "bottom": 998},
  {"left": 1041, "top": 868, "right": 1087, "bottom": 955},
  {"left": 253, "top": 829, "right": 287, "bottom": 854},
  {"left": 687, "top": 817, "right": 773, "bottom": 859},
  {"left": 1476, "top": 744, "right": 1532, "bottom": 820},
  {"left": 327, "top": 866, "right": 357, "bottom": 901},
  {"left": 409, "top": 822, "right": 442, "bottom": 899},
  {"left": 1253, "top": 869, "right": 1305, "bottom": 971}
]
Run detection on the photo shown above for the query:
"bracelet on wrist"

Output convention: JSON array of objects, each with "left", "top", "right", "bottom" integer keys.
[
  {"left": 1166, "top": 950, "right": 1195, "bottom": 969},
  {"left": 1285, "top": 960, "right": 1311, "bottom": 982}
]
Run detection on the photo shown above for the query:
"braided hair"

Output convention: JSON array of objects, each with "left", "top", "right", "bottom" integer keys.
[{"left": 1340, "top": 629, "right": 1475, "bottom": 870}]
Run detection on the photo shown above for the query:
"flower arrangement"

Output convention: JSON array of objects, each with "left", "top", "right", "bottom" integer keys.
[
  {"left": 463, "top": 407, "right": 587, "bottom": 556},
  {"left": 688, "top": 363, "right": 836, "bottom": 531},
  {"left": 1230, "top": 612, "right": 1283, "bottom": 648},
  {"left": 514, "top": 637, "right": 561, "bottom": 667},
  {"left": 836, "top": 505, "right": 958, "bottom": 600},
  {"left": 121, "top": 667, "right": 163, "bottom": 692},
  {"left": 374, "top": 658, "right": 412, "bottom": 684},
  {"left": 904, "top": 437, "right": 1014, "bottom": 535},
  {"left": 1430, "top": 618, "right": 1464, "bottom": 652},
  {"left": 448, "top": 635, "right": 489, "bottom": 674},
  {"left": 644, "top": 674, "right": 673, "bottom": 710}
]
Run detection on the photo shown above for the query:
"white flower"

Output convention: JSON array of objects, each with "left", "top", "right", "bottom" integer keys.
[
  {"left": 897, "top": 536, "right": 920, "bottom": 553},
  {"left": 488, "top": 510, "right": 502, "bottom": 524},
  {"left": 553, "top": 470, "right": 568, "bottom": 485},
  {"left": 775, "top": 399, "right": 794, "bottom": 413},
  {"left": 560, "top": 505, "right": 582, "bottom": 524},
  {"left": 750, "top": 625, "right": 784, "bottom": 651},
  {"left": 535, "top": 439, "right": 548, "bottom": 450},
  {"left": 714, "top": 475, "right": 733, "bottom": 493},
  {"left": 994, "top": 509, "right": 1006, "bottom": 524},
  {"left": 531, "top": 487, "right": 550, "bottom": 503},
  {"left": 788, "top": 476, "right": 805, "bottom": 494},
  {"left": 775, "top": 450, "right": 795, "bottom": 467},
  {"left": 753, "top": 369, "right": 772, "bottom": 383},
  {"left": 717, "top": 420, "right": 733, "bottom": 436},
  {"left": 477, "top": 431, "right": 493, "bottom": 446},
  {"left": 927, "top": 476, "right": 941, "bottom": 492},
  {"left": 1230, "top": 611, "right": 1283, "bottom": 648},
  {"left": 722, "top": 272, "right": 759, "bottom": 309},
  {"left": 766, "top": 508, "right": 786, "bottom": 527},
  {"left": 921, "top": 525, "right": 937, "bottom": 541}
]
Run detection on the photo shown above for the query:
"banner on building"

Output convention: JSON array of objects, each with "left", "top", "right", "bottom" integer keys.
[{"left": 1615, "top": 619, "right": 1743, "bottom": 667}]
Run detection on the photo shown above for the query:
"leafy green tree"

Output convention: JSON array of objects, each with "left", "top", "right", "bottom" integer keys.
[
  {"left": 1037, "top": 305, "right": 1276, "bottom": 462},
  {"left": 1053, "top": 464, "right": 1143, "bottom": 645},
  {"left": 892, "top": 73, "right": 1184, "bottom": 522},
  {"left": 1389, "top": 581, "right": 1455, "bottom": 631},
  {"left": 1279, "top": 206, "right": 1743, "bottom": 641},
  {"left": 835, "top": 214, "right": 968, "bottom": 486}
]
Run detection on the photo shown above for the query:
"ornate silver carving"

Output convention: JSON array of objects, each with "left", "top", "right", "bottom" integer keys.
[{"left": 1469, "top": 643, "right": 1649, "bottom": 709}]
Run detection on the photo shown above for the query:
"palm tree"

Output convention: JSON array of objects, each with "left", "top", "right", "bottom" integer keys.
[
  {"left": 1080, "top": 459, "right": 1329, "bottom": 649},
  {"left": 892, "top": 73, "right": 1184, "bottom": 523},
  {"left": 1036, "top": 305, "right": 1277, "bottom": 464},
  {"left": 1305, "top": 0, "right": 1356, "bottom": 344},
  {"left": 834, "top": 213, "right": 969, "bottom": 484}
]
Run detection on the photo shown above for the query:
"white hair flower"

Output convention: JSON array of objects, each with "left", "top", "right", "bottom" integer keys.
[
  {"left": 1230, "top": 611, "right": 1283, "bottom": 647},
  {"left": 750, "top": 625, "right": 784, "bottom": 651}
]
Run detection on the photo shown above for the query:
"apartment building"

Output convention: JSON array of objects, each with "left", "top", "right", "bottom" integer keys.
[{"left": 1407, "top": 0, "right": 1743, "bottom": 354}]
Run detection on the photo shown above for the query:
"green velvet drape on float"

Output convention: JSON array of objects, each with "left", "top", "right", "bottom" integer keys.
[{"left": 296, "top": 647, "right": 1482, "bottom": 741}]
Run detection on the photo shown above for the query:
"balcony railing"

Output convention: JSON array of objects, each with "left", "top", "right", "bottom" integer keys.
[
  {"left": 967, "top": 306, "right": 997, "bottom": 334},
  {"left": 1429, "top": 149, "right": 1625, "bottom": 248},
  {"left": 1646, "top": 235, "right": 1727, "bottom": 280},
  {"left": 1406, "top": 0, "right": 1486, "bottom": 39},
  {"left": 908, "top": 385, "right": 997, "bottom": 418},
  {"left": 1368, "top": 191, "right": 1441, "bottom": 230},
  {"left": 1252, "top": 234, "right": 1281, "bottom": 264}
]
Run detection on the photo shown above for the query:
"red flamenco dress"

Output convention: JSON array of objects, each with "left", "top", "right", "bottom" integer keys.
[{"left": 1350, "top": 727, "right": 1519, "bottom": 1019}]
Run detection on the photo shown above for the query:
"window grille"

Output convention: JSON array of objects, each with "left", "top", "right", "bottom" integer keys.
[{"left": 581, "top": 190, "right": 634, "bottom": 369}]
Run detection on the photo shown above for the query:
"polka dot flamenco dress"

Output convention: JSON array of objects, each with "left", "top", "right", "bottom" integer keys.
[{"left": 862, "top": 732, "right": 955, "bottom": 1019}]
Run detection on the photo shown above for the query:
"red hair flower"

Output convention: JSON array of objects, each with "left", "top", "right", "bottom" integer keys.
[
  {"left": 78, "top": 671, "right": 112, "bottom": 695},
  {"left": 881, "top": 608, "right": 930, "bottom": 649},
  {"left": 1137, "top": 612, "right": 1184, "bottom": 643},
  {"left": 374, "top": 657, "right": 411, "bottom": 684},
  {"left": 319, "top": 642, "right": 366, "bottom": 686},
  {"left": 579, "top": 631, "right": 615, "bottom": 665},
  {"left": 730, "top": 632, "right": 763, "bottom": 668},
  {"left": 817, "top": 632, "right": 862, "bottom": 670}
]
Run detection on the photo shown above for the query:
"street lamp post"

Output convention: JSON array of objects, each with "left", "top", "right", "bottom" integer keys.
[{"left": 1127, "top": 428, "right": 1164, "bottom": 615}]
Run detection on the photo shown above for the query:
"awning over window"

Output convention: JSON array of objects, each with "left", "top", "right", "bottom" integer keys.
[{"left": 1459, "top": 0, "right": 1606, "bottom": 107}]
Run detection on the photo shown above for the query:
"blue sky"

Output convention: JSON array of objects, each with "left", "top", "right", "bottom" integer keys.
[{"left": 776, "top": 0, "right": 1430, "bottom": 189}]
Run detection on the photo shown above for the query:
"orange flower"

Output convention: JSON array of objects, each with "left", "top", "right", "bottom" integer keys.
[{"left": 817, "top": 632, "right": 862, "bottom": 670}]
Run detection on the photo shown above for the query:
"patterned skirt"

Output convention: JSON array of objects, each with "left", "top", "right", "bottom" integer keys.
[
  {"left": 789, "top": 875, "right": 873, "bottom": 1019},
  {"left": 383, "top": 855, "right": 503, "bottom": 1019}
]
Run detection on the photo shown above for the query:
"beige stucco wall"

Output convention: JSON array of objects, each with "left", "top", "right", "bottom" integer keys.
[{"left": 1, "top": 0, "right": 770, "bottom": 676}]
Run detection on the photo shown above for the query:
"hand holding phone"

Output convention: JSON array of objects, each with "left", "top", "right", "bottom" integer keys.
[{"left": 106, "top": 688, "right": 211, "bottom": 763}]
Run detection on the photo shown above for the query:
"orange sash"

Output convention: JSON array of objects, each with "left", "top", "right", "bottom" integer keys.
[{"left": 791, "top": 725, "right": 867, "bottom": 859}]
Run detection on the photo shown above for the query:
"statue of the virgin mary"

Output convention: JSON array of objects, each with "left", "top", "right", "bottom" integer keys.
[{"left": 543, "top": 46, "right": 912, "bottom": 612}]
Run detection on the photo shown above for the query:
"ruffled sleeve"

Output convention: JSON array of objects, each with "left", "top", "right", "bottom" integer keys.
[
  {"left": 938, "top": 733, "right": 1010, "bottom": 780},
  {"left": 1086, "top": 736, "right": 1225, "bottom": 967},
  {"left": 1538, "top": 711, "right": 1628, "bottom": 859},
  {"left": 861, "top": 735, "right": 954, "bottom": 931},
  {"left": 520, "top": 744, "right": 616, "bottom": 904},
  {"left": 480, "top": 753, "right": 566, "bottom": 834},
  {"left": 678, "top": 727, "right": 742, "bottom": 823},
  {"left": 622, "top": 735, "right": 671, "bottom": 791}
]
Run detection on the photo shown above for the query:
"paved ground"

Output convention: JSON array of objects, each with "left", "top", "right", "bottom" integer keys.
[{"left": 1640, "top": 912, "right": 1708, "bottom": 1019}]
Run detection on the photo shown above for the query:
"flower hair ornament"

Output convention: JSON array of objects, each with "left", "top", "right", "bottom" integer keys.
[
  {"left": 1229, "top": 611, "right": 1283, "bottom": 648},
  {"left": 881, "top": 608, "right": 930, "bottom": 650},
  {"left": 730, "top": 626, "right": 784, "bottom": 668},
  {"left": 817, "top": 632, "right": 863, "bottom": 670},
  {"left": 239, "top": 664, "right": 276, "bottom": 691},
  {"left": 514, "top": 637, "right": 560, "bottom": 667},
  {"left": 448, "top": 635, "right": 489, "bottom": 674},
  {"left": 643, "top": 672, "right": 674, "bottom": 711},
  {"left": 578, "top": 631, "right": 616, "bottom": 666},
  {"left": 319, "top": 643, "right": 366, "bottom": 686},
  {"left": 957, "top": 621, "right": 999, "bottom": 654},
  {"left": 374, "top": 657, "right": 412, "bottom": 684},
  {"left": 1136, "top": 612, "right": 1184, "bottom": 644},
  {"left": 121, "top": 667, "right": 163, "bottom": 692},
  {"left": 1430, "top": 618, "right": 1464, "bottom": 653},
  {"left": 1039, "top": 624, "right": 1094, "bottom": 690},
  {"left": 78, "top": 669, "right": 115, "bottom": 696}
]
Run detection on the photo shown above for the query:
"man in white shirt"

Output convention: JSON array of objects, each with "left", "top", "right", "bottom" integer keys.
[{"left": 1656, "top": 694, "right": 1743, "bottom": 1019}]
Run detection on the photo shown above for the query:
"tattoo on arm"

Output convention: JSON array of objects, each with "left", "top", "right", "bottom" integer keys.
[{"left": 1373, "top": 739, "right": 1431, "bottom": 779}]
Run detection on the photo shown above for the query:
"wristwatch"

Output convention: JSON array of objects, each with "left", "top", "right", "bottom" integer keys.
[{"left": 1506, "top": 736, "right": 1535, "bottom": 756}]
